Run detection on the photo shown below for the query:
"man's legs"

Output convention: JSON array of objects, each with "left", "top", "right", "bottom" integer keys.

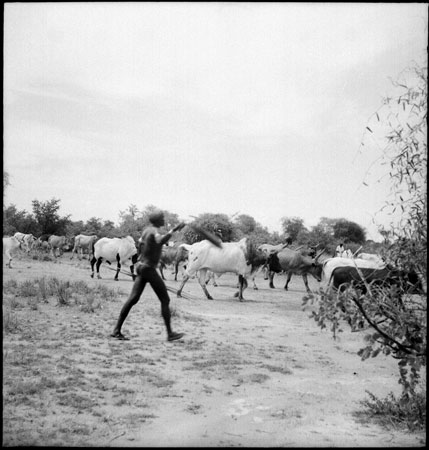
[
  {"left": 148, "top": 268, "right": 183, "bottom": 341},
  {"left": 111, "top": 275, "right": 146, "bottom": 339}
]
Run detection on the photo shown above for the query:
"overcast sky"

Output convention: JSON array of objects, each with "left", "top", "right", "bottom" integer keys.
[{"left": 4, "top": 3, "right": 427, "bottom": 241}]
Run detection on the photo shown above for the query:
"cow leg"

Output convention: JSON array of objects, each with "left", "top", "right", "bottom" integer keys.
[
  {"left": 174, "top": 262, "right": 179, "bottom": 281},
  {"left": 6, "top": 251, "right": 12, "bottom": 268},
  {"left": 269, "top": 271, "right": 275, "bottom": 289},
  {"left": 96, "top": 258, "right": 103, "bottom": 279},
  {"left": 205, "top": 272, "right": 211, "bottom": 285},
  {"left": 284, "top": 273, "right": 292, "bottom": 290},
  {"left": 130, "top": 254, "right": 138, "bottom": 281},
  {"left": 234, "top": 275, "right": 247, "bottom": 301},
  {"left": 114, "top": 254, "right": 121, "bottom": 280},
  {"left": 90, "top": 256, "right": 96, "bottom": 278},
  {"left": 159, "top": 262, "right": 166, "bottom": 280},
  {"left": 263, "top": 265, "right": 269, "bottom": 280},
  {"left": 177, "top": 273, "right": 190, "bottom": 298},
  {"left": 197, "top": 269, "right": 213, "bottom": 300},
  {"left": 302, "top": 274, "right": 311, "bottom": 293},
  {"left": 252, "top": 273, "right": 258, "bottom": 290},
  {"left": 210, "top": 273, "right": 218, "bottom": 287}
]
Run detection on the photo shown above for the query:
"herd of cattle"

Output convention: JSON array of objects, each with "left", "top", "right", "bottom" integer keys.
[{"left": 3, "top": 232, "right": 424, "bottom": 302}]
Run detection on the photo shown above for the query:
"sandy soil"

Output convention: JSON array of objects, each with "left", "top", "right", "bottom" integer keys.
[{"left": 2, "top": 253, "right": 426, "bottom": 447}]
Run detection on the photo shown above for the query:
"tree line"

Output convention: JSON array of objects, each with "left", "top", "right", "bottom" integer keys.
[{"left": 3, "top": 195, "right": 378, "bottom": 256}]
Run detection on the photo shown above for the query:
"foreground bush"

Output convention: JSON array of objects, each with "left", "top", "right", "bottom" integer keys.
[{"left": 359, "top": 390, "right": 426, "bottom": 431}]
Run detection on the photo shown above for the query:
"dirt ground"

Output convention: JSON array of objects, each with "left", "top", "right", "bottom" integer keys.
[{"left": 2, "top": 252, "right": 426, "bottom": 447}]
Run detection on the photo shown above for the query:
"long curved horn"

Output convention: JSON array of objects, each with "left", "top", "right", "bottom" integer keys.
[{"left": 314, "top": 248, "right": 326, "bottom": 261}]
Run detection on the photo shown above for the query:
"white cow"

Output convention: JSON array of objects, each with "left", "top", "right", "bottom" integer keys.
[
  {"left": 177, "top": 238, "right": 261, "bottom": 301},
  {"left": 320, "top": 256, "right": 387, "bottom": 291},
  {"left": 90, "top": 236, "right": 138, "bottom": 281},
  {"left": 71, "top": 234, "right": 98, "bottom": 260},
  {"left": 13, "top": 232, "right": 36, "bottom": 254},
  {"left": 3, "top": 236, "right": 21, "bottom": 268},
  {"left": 357, "top": 252, "right": 385, "bottom": 265}
]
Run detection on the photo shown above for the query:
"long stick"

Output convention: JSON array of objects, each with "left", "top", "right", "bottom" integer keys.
[
  {"left": 104, "top": 266, "right": 134, "bottom": 277},
  {"left": 165, "top": 282, "right": 198, "bottom": 300},
  {"left": 352, "top": 245, "right": 363, "bottom": 257}
]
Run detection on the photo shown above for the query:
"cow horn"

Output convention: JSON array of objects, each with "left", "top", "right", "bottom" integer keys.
[
  {"left": 271, "top": 242, "right": 289, "bottom": 255},
  {"left": 314, "top": 248, "right": 326, "bottom": 261}
]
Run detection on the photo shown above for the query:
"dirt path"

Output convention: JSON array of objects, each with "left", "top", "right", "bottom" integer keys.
[{"left": 2, "top": 254, "right": 426, "bottom": 446}]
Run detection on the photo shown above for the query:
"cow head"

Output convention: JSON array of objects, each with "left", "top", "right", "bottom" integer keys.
[
  {"left": 310, "top": 249, "right": 326, "bottom": 281},
  {"left": 309, "top": 262, "right": 324, "bottom": 281}
]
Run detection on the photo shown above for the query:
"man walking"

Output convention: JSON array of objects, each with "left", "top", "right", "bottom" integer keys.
[{"left": 111, "top": 210, "right": 185, "bottom": 341}]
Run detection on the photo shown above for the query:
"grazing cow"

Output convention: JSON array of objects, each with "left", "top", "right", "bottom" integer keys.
[
  {"left": 90, "top": 236, "right": 138, "bottom": 281},
  {"left": 71, "top": 234, "right": 99, "bottom": 260},
  {"left": 48, "top": 235, "right": 67, "bottom": 257},
  {"left": 267, "top": 248, "right": 325, "bottom": 293},
  {"left": 36, "top": 239, "right": 51, "bottom": 253},
  {"left": 33, "top": 234, "right": 52, "bottom": 253},
  {"left": 3, "top": 236, "right": 21, "bottom": 268},
  {"left": 176, "top": 238, "right": 263, "bottom": 301},
  {"left": 328, "top": 265, "right": 423, "bottom": 296},
  {"left": 320, "top": 257, "right": 386, "bottom": 291},
  {"left": 13, "top": 232, "right": 37, "bottom": 254},
  {"left": 159, "top": 244, "right": 189, "bottom": 281}
]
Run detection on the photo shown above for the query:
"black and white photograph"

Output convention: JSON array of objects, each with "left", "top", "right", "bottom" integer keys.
[{"left": 3, "top": 2, "right": 427, "bottom": 447}]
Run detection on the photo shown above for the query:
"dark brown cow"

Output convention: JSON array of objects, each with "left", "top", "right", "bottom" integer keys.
[
  {"left": 329, "top": 265, "right": 423, "bottom": 295},
  {"left": 267, "top": 248, "right": 325, "bottom": 293}
]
